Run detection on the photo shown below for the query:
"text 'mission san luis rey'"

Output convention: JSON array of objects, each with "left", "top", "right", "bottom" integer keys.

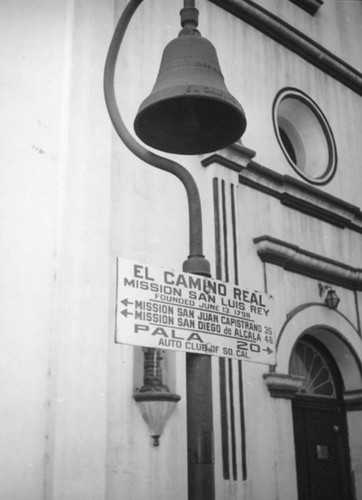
[{"left": 116, "top": 258, "right": 275, "bottom": 365}]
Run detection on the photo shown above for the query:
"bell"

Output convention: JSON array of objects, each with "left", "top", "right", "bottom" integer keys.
[{"left": 134, "top": 33, "right": 246, "bottom": 155}]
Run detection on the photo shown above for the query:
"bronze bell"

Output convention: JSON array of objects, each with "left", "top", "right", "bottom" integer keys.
[{"left": 134, "top": 26, "right": 246, "bottom": 155}]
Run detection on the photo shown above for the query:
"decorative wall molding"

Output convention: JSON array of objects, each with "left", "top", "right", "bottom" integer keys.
[
  {"left": 289, "top": 0, "right": 323, "bottom": 16},
  {"left": 202, "top": 147, "right": 362, "bottom": 234},
  {"left": 208, "top": 0, "right": 362, "bottom": 95},
  {"left": 263, "top": 373, "right": 305, "bottom": 399},
  {"left": 201, "top": 141, "right": 256, "bottom": 173},
  {"left": 254, "top": 235, "right": 362, "bottom": 291},
  {"left": 242, "top": 162, "right": 362, "bottom": 233},
  {"left": 213, "top": 176, "right": 248, "bottom": 481},
  {"left": 344, "top": 389, "right": 362, "bottom": 411}
]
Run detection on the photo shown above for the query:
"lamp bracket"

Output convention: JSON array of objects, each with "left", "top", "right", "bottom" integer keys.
[{"left": 318, "top": 282, "right": 331, "bottom": 297}]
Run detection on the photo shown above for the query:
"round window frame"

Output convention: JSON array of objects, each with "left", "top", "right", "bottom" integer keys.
[{"left": 273, "top": 88, "right": 337, "bottom": 185}]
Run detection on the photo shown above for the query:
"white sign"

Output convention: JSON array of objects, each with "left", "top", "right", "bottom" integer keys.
[{"left": 115, "top": 258, "right": 275, "bottom": 365}]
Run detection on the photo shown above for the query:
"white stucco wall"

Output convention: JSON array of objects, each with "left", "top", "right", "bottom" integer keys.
[
  {"left": 1, "top": 0, "right": 113, "bottom": 497},
  {"left": 1, "top": 1, "right": 67, "bottom": 497},
  {"left": 1, "top": 0, "right": 361, "bottom": 499}
]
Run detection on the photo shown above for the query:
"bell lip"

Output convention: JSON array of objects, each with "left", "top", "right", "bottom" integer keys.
[{"left": 134, "top": 93, "right": 247, "bottom": 155}]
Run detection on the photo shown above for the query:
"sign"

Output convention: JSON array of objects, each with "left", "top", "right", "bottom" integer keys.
[{"left": 115, "top": 258, "right": 275, "bottom": 365}]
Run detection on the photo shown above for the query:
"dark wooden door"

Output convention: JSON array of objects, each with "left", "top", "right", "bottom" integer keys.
[{"left": 293, "top": 399, "right": 353, "bottom": 500}]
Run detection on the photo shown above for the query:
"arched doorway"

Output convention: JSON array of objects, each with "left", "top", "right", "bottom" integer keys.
[{"left": 290, "top": 335, "right": 353, "bottom": 500}]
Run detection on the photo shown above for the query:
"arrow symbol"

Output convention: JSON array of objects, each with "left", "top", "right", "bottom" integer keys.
[
  {"left": 121, "top": 298, "right": 133, "bottom": 307},
  {"left": 263, "top": 347, "right": 273, "bottom": 355},
  {"left": 121, "top": 309, "right": 133, "bottom": 318}
]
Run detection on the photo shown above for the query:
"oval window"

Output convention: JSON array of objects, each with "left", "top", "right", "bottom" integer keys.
[{"left": 273, "top": 88, "right": 337, "bottom": 184}]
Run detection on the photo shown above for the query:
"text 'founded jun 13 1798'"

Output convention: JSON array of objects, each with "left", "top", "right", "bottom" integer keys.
[{"left": 115, "top": 258, "right": 275, "bottom": 365}]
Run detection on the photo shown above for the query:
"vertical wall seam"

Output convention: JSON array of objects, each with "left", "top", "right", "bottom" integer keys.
[
  {"left": 238, "top": 362, "right": 247, "bottom": 481},
  {"left": 230, "top": 182, "right": 247, "bottom": 481},
  {"left": 228, "top": 358, "right": 238, "bottom": 480},
  {"left": 219, "top": 357, "right": 230, "bottom": 479},
  {"left": 221, "top": 180, "right": 229, "bottom": 283},
  {"left": 221, "top": 179, "right": 237, "bottom": 481},
  {"left": 231, "top": 184, "right": 239, "bottom": 287},
  {"left": 213, "top": 178, "right": 222, "bottom": 282},
  {"left": 214, "top": 177, "right": 230, "bottom": 479},
  {"left": 45, "top": 1, "right": 76, "bottom": 498}
]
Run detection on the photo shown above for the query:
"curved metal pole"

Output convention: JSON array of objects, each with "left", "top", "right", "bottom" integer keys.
[
  {"left": 104, "top": 4, "right": 215, "bottom": 500},
  {"left": 103, "top": 0, "right": 210, "bottom": 276}
]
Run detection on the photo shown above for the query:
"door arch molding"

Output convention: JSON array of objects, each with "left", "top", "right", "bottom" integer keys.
[
  {"left": 263, "top": 305, "right": 362, "bottom": 499},
  {"left": 274, "top": 304, "right": 362, "bottom": 394},
  {"left": 290, "top": 334, "right": 354, "bottom": 500}
]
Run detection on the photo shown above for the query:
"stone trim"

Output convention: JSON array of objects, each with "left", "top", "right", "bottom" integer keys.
[
  {"left": 344, "top": 389, "right": 362, "bottom": 411},
  {"left": 208, "top": 0, "right": 362, "bottom": 95},
  {"left": 201, "top": 141, "right": 256, "bottom": 173},
  {"left": 254, "top": 235, "right": 362, "bottom": 291},
  {"left": 263, "top": 372, "right": 305, "bottom": 399},
  {"left": 241, "top": 162, "right": 362, "bottom": 232},
  {"left": 264, "top": 375, "right": 362, "bottom": 406},
  {"left": 289, "top": 0, "right": 323, "bottom": 16},
  {"left": 202, "top": 148, "right": 362, "bottom": 234}
]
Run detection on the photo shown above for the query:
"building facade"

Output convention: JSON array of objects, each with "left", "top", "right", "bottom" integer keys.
[{"left": 1, "top": 0, "right": 362, "bottom": 499}]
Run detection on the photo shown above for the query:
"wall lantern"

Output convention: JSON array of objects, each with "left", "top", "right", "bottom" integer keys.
[
  {"left": 133, "top": 348, "right": 181, "bottom": 446},
  {"left": 319, "top": 283, "right": 340, "bottom": 310}
]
